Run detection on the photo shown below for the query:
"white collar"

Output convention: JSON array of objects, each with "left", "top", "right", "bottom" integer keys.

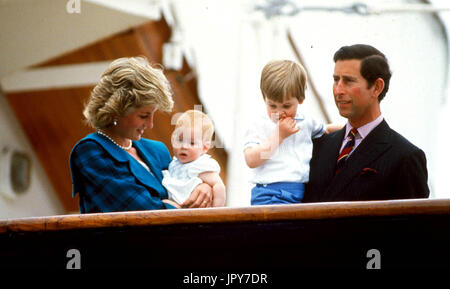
[{"left": 345, "top": 114, "right": 384, "bottom": 139}]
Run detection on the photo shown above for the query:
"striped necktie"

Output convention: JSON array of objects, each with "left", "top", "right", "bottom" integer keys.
[{"left": 336, "top": 128, "right": 358, "bottom": 174}]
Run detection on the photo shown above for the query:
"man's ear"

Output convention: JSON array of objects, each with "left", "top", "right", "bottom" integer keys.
[{"left": 372, "top": 78, "right": 385, "bottom": 99}]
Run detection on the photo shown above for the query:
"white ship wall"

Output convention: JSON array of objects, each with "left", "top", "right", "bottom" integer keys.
[
  {"left": 165, "top": 0, "right": 450, "bottom": 206},
  {"left": 0, "top": 92, "right": 64, "bottom": 218},
  {"left": 0, "top": 0, "right": 448, "bottom": 217}
]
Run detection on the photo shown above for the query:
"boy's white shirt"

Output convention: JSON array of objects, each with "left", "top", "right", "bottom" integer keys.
[
  {"left": 162, "top": 153, "right": 220, "bottom": 204},
  {"left": 244, "top": 110, "right": 325, "bottom": 184}
]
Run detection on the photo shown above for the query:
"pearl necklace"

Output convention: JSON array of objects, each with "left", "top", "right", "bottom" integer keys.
[{"left": 97, "top": 131, "right": 132, "bottom": 150}]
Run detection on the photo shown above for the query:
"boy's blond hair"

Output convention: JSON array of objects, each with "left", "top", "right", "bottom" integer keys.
[
  {"left": 260, "top": 60, "right": 307, "bottom": 103},
  {"left": 174, "top": 110, "right": 214, "bottom": 143}
]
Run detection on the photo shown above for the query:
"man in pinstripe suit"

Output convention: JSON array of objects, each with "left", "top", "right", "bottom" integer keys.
[{"left": 303, "top": 44, "right": 429, "bottom": 202}]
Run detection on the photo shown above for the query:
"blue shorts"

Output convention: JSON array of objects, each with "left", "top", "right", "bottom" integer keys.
[{"left": 251, "top": 182, "right": 305, "bottom": 205}]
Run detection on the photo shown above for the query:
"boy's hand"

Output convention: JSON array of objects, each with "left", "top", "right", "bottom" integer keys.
[{"left": 278, "top": 116, "right": 300, "bottom": 141}]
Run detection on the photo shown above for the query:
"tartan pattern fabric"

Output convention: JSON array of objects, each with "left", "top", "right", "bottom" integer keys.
[
  {"left": 70, "top": 133, "right": 175, "bottom": 213},
  {"left": 335, "top": 128, "right": 358, "bottom": 174}
]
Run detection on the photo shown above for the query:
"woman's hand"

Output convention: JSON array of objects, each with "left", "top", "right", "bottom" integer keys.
[
  {"left": 180, "top": 183, "right": 213, "bottom": 208},
  {"left": 162, "top": 199, "right": 181, "bottom": 209}
]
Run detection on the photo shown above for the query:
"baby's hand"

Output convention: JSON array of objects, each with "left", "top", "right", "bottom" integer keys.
[{"left": 278, "top": 117, "right": 300, "bottom": 140}]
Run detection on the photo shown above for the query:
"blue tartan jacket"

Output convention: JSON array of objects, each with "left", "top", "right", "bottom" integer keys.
[{"left": 69, "top": 133, "right": 176, "bottom": 213}]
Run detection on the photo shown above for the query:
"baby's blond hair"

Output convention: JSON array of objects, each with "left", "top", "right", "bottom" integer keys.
[{"left": 174, "top": 110, "right": 214, "bottom": 143}]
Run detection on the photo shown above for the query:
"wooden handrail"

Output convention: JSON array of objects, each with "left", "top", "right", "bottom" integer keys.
[{"left": 1, "top": 199, "right": 449, "bottom": 234}]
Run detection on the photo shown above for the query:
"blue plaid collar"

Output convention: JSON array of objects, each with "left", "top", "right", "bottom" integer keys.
[
  {"left": 86, "top": 132, "right": 132, "bottom": 162},
  {"left": 85, "top": 133, "right": 163, "bottom": 184}
]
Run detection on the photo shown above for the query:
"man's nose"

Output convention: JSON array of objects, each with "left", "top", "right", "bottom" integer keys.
[{"left": 334, "top": 81, "right": 345, "bottom": 95}]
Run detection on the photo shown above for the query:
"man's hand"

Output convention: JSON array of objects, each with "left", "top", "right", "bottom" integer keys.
[
  {"left": 278, "top": 117, "right": 300, "bottom": 140},
  {"left": 180, "top": 183, "right": 213, "bottom": 208}
]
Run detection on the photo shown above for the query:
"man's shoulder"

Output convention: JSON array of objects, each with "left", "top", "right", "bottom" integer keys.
[
  {"left": 312, "top": 128, "right": 342, "bottom": 145},
  {"left": 386, "top": 126, "right": 422, "bottom": 154}
]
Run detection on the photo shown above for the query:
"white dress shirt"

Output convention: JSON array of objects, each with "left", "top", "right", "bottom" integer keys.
[
  {"left": 340, "top": 114, "right": 384, "bottom": 156},
  {"left": 244, "top": 110, "right": 325, "bottom": 184}
]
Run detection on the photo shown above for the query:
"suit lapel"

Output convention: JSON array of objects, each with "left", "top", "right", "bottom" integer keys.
[
  {"left": 87, "top": 133, "right": 130, "bottom": 162},
  {"left": 324, "top": 120, "right": 392, "bottom": 199},
  {"left": 321, "top": 128, "right": 346, "bottom": 181},
  {"left": 133, "top": 141, "right": 163, "bottom": 184},
  {"left": 310, "top": 128, "right": 345, "bottom": 201}
]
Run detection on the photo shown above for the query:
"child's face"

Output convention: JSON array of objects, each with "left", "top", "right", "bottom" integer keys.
[
  {"left": 171, "top": 126, "right": 210, "bottom": 164},
  {"left": 265, "top": 96, "right": 302, "bottom": 123}
]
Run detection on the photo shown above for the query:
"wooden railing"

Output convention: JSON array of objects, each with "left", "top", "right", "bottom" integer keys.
[
  {"left": 1, "top": 199, "right": 449, "bottom": 276},
  {"left": 2, "top": 198, "right": 449, "bottom": 233}
]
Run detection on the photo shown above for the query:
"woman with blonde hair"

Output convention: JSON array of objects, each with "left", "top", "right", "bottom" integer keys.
[{"left": 70, "top": 56, "right": 212, "bottom": 213}]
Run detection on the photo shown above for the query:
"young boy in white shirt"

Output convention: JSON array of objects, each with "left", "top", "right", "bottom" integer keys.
[{"left": 244, "top": 60, "right": 339, "bottom": 205}]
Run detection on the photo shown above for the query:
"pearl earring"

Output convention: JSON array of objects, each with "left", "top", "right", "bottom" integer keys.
[{"left": 113, "top": 119, "right": 118, "bottom": 126}]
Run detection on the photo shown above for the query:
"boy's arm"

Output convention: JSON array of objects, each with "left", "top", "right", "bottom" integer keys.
[
  {"left": 244, "top": 130, "right": 282, "bottom": 168},
  {"left": 244, "top": 117, "right": 299, "bottom": 168},
  {"left": 198, "top": 172, "right": 226, "bottom": 207}
]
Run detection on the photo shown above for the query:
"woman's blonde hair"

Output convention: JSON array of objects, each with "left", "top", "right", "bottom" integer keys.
[
  {"left": 260, "top": 60, "right": 307, "bottom": 102},
  {"left": 174, "top": 110, "right": 214, "bottom": 143},
  {"left": 83, "top": 56, "right": 174, "bottom": 129}
]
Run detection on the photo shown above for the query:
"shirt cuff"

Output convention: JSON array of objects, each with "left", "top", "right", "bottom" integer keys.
[
  {"left": 312, "top": 124, "right": 326, "bottom": 139},
  {"left": 243, "top": 141, "right": 260, "bottom": 150}
]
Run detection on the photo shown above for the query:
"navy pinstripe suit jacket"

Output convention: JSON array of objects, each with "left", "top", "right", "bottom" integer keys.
[{"left": 303, "top": 120, "right": 429, "bottom": 202}]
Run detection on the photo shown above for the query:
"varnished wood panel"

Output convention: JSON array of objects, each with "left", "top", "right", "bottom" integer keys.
[
  {"left": 1, "top": 199, "right": 447, "bottom": 233},
  {"left": 5, "top": 17, "right": 228, "bottom": 212},
  {"left": 1, "top": 199, "right": 448, "bottom": 273}
]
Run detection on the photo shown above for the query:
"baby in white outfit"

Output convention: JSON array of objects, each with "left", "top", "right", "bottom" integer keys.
[{"left": 162, "top": 110, "right": 226, "bottom": 207}]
